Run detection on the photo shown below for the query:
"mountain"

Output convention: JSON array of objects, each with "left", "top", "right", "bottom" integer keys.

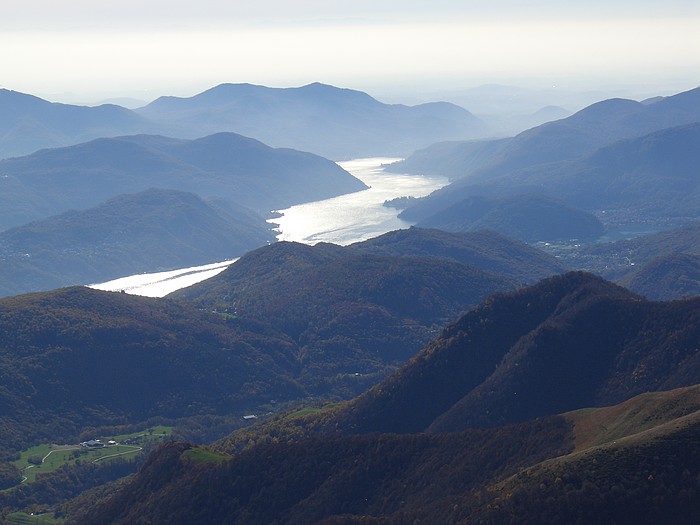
[
  {"left": 0, "top": 132, "right": 365, "bottom": 230},
  {"left": 393, "top": 86, "right": 700, "bottom": 180},
  {"left": 394, "top": 87, "right": 700, "bottom": 226},
  {"left": 321, "top": 272, "right": 700, "bottom": 436},
  {"left": 555, "top": 219, "right": 700, "bottom": 284},
  {"left": 0, "top": 89, "right": 150, "bottom": 160},
  {"left": 172, "top": 237, "right": 527, "bottom": 396},
  {"left": 8, "top": 270, "right": 700, "bottom": 522},
  {"left": 136, "top": 82, "right": 489, "bottom": 159},
  {"left": 0, "top": 83, "right": 489, "bottom": 162},
  {"left": 348, "top": 227, "right": 567, "bottom": 283},
  {"left": 0, "top": 188, "right": 275, "bottom": 297},
  {"left": 526, "top": 104, "right": 572, "bottom": 124},
  {"left": 400, "top": 122, "right": 700, "bottom": 227},
  {"left": 416, "top": 194, "right": 605, "bottom": 243},
  {"left": 479, "top": 104, "right": 573, "bottom": 137},
  {"left": 1, "top": 229, "right": 555, "bottom": 451},
  {"left": 0, "top": 286, "right": 306, "bottom": 454},
  {"left": 214, "top": 271, "right": 700, "bottom": 449},
  {"left": 69, "top": 386, "right": 700, "bottom": 524},
  {"left": 617, "top": 253, "right": 700, "bottom": 300}
]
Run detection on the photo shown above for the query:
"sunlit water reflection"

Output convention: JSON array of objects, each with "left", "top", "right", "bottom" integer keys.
[
  {"left": 88, "top": 259, "right": 237, "bottom": 297},
  {"left": 89, "top": 158, "right": 447, "bottom": 296},
  {"left": 269, "top": 157, "right": 448, "bottom": 245}
]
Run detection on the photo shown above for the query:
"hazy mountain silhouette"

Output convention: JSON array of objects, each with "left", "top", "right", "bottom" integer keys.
[
  {"left": 0, "top": 188, "right": 275, "bottom": 297},
  {"left": 479, "top": 104, "right": 572, "bottom": 137},
  {"left": 0, "top": 132, "right": 365, "bottom": 230},
  {"left": 393, "top": 86, "right": 700, "bottom": 181},
  {"left": 136, "top": 82, "right": 489, "bottom": 159},
  {"left": 0, "top": 88, "right": 150, "bottom": 160},
  {"left": 416, "top": 194, "right": 605, "bottom": 243},
  {"left": 400, "top": 120, "right": 700, "bottom": 224},
  {"left": 0, "top": 84, "right": 490, "bottom": 161}
]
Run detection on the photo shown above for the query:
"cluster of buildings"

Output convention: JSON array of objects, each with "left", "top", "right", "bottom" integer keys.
[{"left": 80, "top": 439, "right": 118, "bottom": 448}]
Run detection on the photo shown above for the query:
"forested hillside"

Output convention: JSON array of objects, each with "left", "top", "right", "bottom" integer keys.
[
  {"left": 72, "top": 387, "right": 700, "bottom": 524},
  {"left": 0, "top": 188, "right": 274, "bottom": 297},
  {"left": 215, "top": 272, "right": 700, "bottom": 452},
  {"left": 0, "top": 132, "right": 365, "bottom": 230}
]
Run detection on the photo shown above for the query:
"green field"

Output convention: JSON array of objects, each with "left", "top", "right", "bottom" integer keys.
[
  {"left": 5, "top": 512, "right": 62, "bottom": 525},
  {"left": 182, "top": 447, "right": 230, "bottom": 465},
  {"left": 11, "top": 426, "right": 173, "bottom": 486},
  {"left": 288, "top": 403, "right": 340, "bottom": 419}
]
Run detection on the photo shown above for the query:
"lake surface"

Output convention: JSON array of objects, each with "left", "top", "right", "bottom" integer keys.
[
  {"left": 269, "top": 157, "right": 448, "bottom": 245},
  {"left": 90, "top": 158, "right": 447, "bottom": 296},
  {"left": 89, "top": 259, "right": 237, "bottom": 297}
]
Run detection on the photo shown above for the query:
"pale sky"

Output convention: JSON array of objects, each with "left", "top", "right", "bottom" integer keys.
[{"left": 1, "top": 1, "right": 698, "bottom": 104}]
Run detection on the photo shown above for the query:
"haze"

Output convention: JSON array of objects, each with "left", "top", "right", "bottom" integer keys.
[{"left": 1, "top": 0, "right": 698, "bottom": 104}]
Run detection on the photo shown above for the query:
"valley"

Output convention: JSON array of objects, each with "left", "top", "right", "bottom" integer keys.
[
  {"left": 0, "top": 80, "right": 698, "bottom": 524},
  {"left": 90, "top": 157, "right": 448, "bottom": 297}
]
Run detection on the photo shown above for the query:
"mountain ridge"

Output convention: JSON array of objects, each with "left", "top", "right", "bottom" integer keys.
[
  {"left": 0, "top": 131, "right": 365, "bottom": 230},
  {"left": 0, "top": 188, "right": 275, "bottom": 297},
  {"left": 70, "top": 384, "right": 700, "bottom": 524},
  {"left": 136, "top": 82, "right": 488, "bottom": 159},
  {"left": 214, "top": 271, "right": 700, "bottom": 452}
]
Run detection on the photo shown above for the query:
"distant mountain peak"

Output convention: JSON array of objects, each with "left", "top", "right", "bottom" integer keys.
[
  {"left": 136, "top": 82, "right": 489, "bottom": 158},
  {"left": 568, "top": 97, "right": 644, "bottom": 122}
]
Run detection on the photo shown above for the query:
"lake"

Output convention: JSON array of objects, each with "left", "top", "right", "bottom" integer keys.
[
  {"left": 89, "top": 259, "right": 237, "bottom": 297},
  {"left": 89, "top": 158, "right": 447, "bottom": 296},
  {"left": 270, "top": 157, "right": 448, "bottom": 245}
]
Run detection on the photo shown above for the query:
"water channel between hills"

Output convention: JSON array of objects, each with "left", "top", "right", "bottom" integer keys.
[
  {"left": 269, "top": 157, "right": 448, "bottom": 246},
  {"left": 90, "top": 157, "right": 448, "bottom": 297}
]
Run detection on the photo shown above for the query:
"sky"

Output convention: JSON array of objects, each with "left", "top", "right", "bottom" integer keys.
[{"left": 1, "top": 1, "right": 698, "bottom": 105}]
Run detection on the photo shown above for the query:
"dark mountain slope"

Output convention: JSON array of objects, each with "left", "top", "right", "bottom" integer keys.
[
  {"left": 72, "top": 418, "right": 574, "bottom": 525},
  {"left": 174, "top": 240, "right": 520, "bottom": 396},
  {"left": 0, "top": 233, "right": 552, "bottom": 454},
  {"left": 172, "top": 241, "right": 347, "bottom": 305},
  {"left": 326, "top": 272, "right": 645, "bottom": 435},
  {"left": 477, "top": 393, "right": 700, "bottom": 525},
  {"left": 617, "top": 253, "right": 700, "bottom": 300},
  {"left": 425, "top": 292, "right": 700, "bottom": 432},
  {"left": 0, "top": 287, "right": 305, "bottom": 453},
  {"left": 229, "top": 272, "right": 699, "bottom": 441},
  {"left": 173, "top": 227, "right": 567, "bottom": 311},
  {"left": 348, "top": 227, "right": 566, "bottom": 283},
  {"left": 136, "top": 82, "right": 489, "bottom": 159},
  {"left": 71, "top": 386, "right": 700, "bottom": 525},
  {"left": 417, "top": 194, "right": 605, "bottom": 243},
  {"left": 0, "top": 89, "right": 150, "bottom": 160},
  {"left": 0, "top": 132, "right": 364, "bottom": 230},
  {"left": 0, "top": 188, "right": 274, "bottom": 297}
]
